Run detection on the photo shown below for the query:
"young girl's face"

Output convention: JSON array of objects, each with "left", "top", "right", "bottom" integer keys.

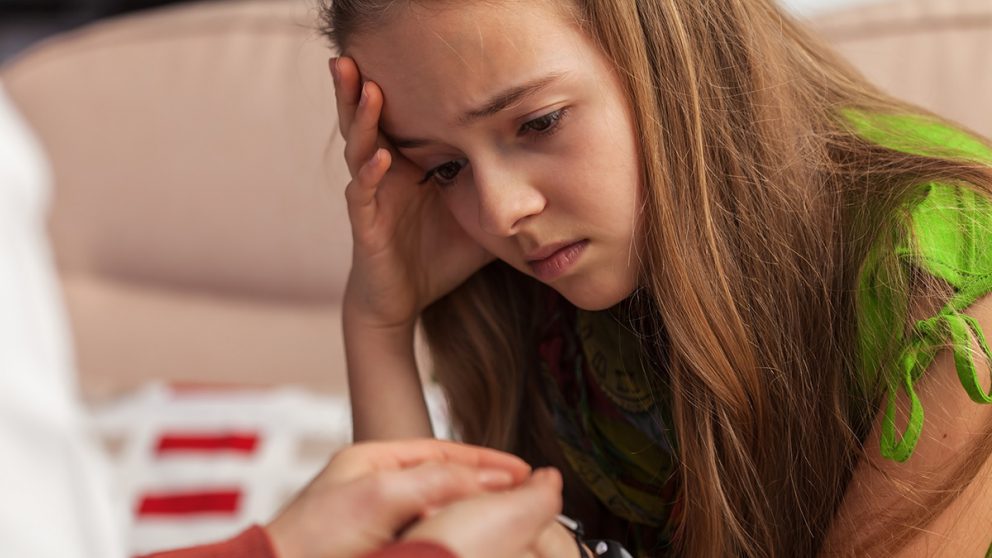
[{"left": 350, "top": 0, "right": 644, "bottom": 310}]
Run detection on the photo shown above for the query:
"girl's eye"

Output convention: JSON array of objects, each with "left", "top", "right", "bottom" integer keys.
[
  {"left": 419, "top": 159, "right": 467, "bottom": 188},
  {"left": 519, "top": 108, "right": 568, "bottom": 135},
  {"left": 417, "top": 109, "right": 568, "bottom": 189}
]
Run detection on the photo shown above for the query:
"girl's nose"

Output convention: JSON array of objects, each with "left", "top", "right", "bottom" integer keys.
[{"left": 473, "top": 163, "right": 547, "bottom": 237}]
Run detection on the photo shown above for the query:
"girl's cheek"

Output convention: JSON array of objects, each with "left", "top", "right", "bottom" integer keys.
[
  {"left": 441, "top": 191, "right": 478, "bottom": 239},
  {"left": 440, "top": 187, "right": 476, "bottom": 227}
]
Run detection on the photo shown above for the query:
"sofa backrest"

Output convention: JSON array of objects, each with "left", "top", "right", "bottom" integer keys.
[{"left": 810, "top": 0, "right": 992, "bottom": 137}]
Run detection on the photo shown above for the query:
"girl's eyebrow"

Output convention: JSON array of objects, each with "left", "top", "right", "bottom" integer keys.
[
  {"left": 459, "top": 71, "right": 568, "bottom": 124},
  {"left": 385, "top": 71, "right": 569, "bottom": 150}
]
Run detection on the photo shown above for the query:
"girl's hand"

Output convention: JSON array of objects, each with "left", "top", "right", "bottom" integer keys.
[
  {"left": 313, "top": 438, "right": 531, "bottom": 487},
  {"left": 529, "top": 521, "right": 595, "bottom": 558},
  {"left": 402, "top": 467, "right": 566, "bottom": 558},
  {"left": 332, "top": 56, "right": 493, "bottom": 331},
  {"left": 266, "top": 440, "right": 532, "bottom": 558}
]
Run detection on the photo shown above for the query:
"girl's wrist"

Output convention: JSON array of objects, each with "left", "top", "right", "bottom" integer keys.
[{"left": 342, "top": 296, "right": 418, "bottom": 339}]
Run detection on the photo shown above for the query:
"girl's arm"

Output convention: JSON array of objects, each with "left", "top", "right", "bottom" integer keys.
[
  {"left": 821, "top": 293, "right": 992, "bottom": 557},
  {"left": 344, "top": 306, "right": 433, "bottom": 440},
  {"left": 331, "top": 56, "right": 492, "bottom": 441},
  {"left": 335, "top": 53, "right": 432, "bottom": 440}
]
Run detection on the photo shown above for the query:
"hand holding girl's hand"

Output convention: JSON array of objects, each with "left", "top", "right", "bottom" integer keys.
[
  {"left": 266, "top": 439, "right": 533, "bottom": 558},
  {"left": 332, "top": 57, "right": 493, "bottom": 331}
]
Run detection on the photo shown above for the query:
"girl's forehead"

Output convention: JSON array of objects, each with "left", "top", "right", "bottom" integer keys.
[
  {"left": 347, "top": 1, "right": 590, "bottom": 128},
  {"left": 349, "top": 1, "right": 575, "bottom": 76}
]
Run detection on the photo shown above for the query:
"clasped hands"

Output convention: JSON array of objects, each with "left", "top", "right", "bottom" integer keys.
[{"left": 266, "top": 439, "right": 585, "bottom": 558}]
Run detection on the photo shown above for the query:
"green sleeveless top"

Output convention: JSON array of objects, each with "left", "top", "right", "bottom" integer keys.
[
  {"left": 848, "top": 111, "right": 992, "bottom": 462},
  {"left": 537, "top": 112, "right": 992, "bottom": 556}
]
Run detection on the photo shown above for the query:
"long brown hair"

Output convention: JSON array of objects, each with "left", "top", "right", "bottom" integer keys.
[{"left": 320, "top": 1, "right": 992, "bottom": 556}]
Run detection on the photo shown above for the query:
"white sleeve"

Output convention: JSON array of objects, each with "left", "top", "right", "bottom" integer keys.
[{"left": 0, "top": 81, "right": 125, "bottom": 558}]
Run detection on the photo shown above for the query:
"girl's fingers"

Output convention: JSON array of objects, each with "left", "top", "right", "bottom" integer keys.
[
  {"left": 331, "top": 57, "right": 394, "bottom": 181},
  {"left": 332, "top": 56, "right": 361, "bottom": 139},
  {"left": 323, "top": 439, "right": 531, "bottom": 488},
  {"left": 401, "top": 468, "right": 564, "bottom": 558},
  {"left": 345, "top": 148, "right": 391, "bottom": 229},
  {"left": 362, "top": 462, "right": 517, "bottom": 530},
  {"left": 344, "top": 80, "right": 386, "bottom": 177},
  {"left": 389, "top": 441, "right": 532, "bottom": 483}
]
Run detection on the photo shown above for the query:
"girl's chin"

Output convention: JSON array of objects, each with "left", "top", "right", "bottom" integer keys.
[{"left": 554, "top": 280, "right": 638, "bottom": 312}]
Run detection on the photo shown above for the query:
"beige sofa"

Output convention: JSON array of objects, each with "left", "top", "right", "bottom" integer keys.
[
  {"left": 1, "top": 0, "right": 989, "bottom": 402},
  {"left": 2, "top": 0, "right": 350, "bottom": 399}
]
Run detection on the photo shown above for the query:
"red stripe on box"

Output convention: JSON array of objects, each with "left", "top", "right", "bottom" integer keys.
[
  {"left": 138, "top": 490, "right": 242, "bottom": 516},
  {"left": 156, "top": 433, "right": 260, "bottom": 455}
]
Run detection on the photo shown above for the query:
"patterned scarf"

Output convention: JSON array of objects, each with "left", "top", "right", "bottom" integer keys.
[{"left": 537, "top": 293, "right": 681, "bottom": 555}]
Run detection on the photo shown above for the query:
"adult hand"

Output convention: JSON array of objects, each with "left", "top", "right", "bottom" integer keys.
[
  {"left": 266, "top": 439, "right": 532, "bottom": 558},
  {"left": 331, "top": 56, "right": 494, "bottom": 332}
]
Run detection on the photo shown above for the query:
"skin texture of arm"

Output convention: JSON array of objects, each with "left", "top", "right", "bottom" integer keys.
[
  {"left": 343, "top": 308, "right": 434, "bottom": 441},
  {"left": 822, "top": 293, "right": 992, "bottom": 557}
]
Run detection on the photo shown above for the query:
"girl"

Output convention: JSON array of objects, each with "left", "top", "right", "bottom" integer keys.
[{"left": 320, "top": 0, "right": 992, "bottom": 556}]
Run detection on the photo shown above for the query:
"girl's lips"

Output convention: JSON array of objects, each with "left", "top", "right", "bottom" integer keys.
[{"left": 527, "top": 239, "right": 589, "bottom": 282}]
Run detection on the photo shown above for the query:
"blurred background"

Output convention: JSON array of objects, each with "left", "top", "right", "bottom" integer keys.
[
  {"left": 0, "top": 0, "right": 888, "bottom": 63},
  {"left": 0, "top": 0, "right": 988, "bottom": 556},
  {"left": 1, "top": 0, "right": 204, "bottom": 62}
]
